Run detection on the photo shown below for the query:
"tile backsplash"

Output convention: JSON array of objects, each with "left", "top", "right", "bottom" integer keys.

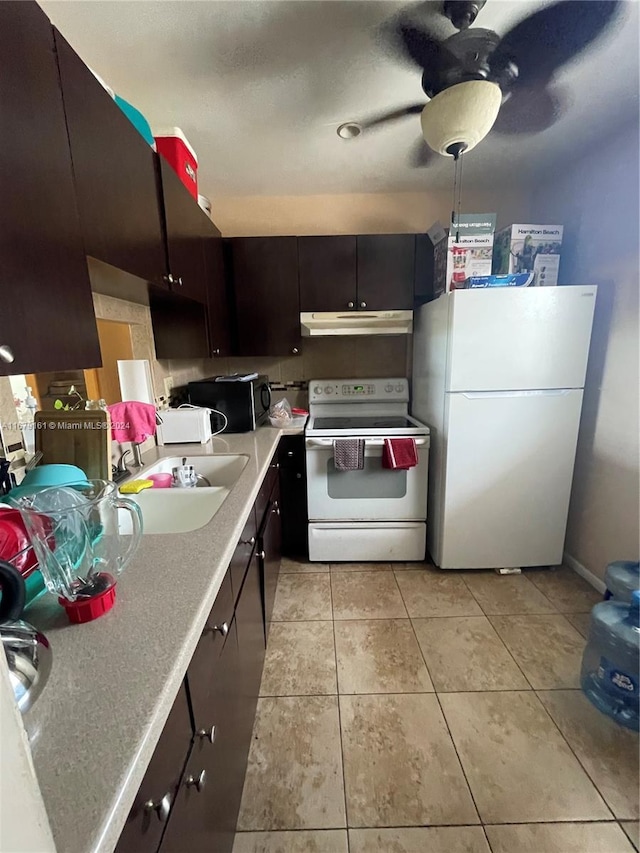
[{"left": 164, "top": 336, "right": 412, "bottom": 409}]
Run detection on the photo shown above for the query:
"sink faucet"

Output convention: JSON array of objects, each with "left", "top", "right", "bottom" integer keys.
[{"left": 115, "top": 443, "right": 144, "bottom": 474}]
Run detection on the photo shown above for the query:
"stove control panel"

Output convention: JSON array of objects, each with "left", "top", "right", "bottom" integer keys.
[{"left": 309, "top": 378, "right": 409, "bottom": 403}]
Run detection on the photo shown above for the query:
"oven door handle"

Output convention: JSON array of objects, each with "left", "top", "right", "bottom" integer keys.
[{"left": 305, "top": 438, "right": 428, "bottom": 449}]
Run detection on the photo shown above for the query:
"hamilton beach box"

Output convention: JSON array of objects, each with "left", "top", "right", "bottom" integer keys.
[{"left": 493, "top": 224, "right": 564, "bottom": 286}]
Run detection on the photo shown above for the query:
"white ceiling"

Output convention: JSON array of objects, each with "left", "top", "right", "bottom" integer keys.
[{"left": 42, "top": 0, "right": 639, "bottom": 199}]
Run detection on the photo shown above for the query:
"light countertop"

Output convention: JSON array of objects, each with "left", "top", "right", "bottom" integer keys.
[{"left": 24, "top": 426, "right": 299, "bottom": 853}]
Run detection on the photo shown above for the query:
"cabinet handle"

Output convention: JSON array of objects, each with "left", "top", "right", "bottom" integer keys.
[
  {"left": 213, "top": 348, "right": 221, "bottom": 356},
  {"left": 197, "top": 725, "right": 217, "bottom": 744},
  {"left": 205, "top": 621, "right": 229, "bottom": 637},
  {"left": 163, "top": 273, "right": 174, "bottom": 285},
  {"left": 144, "top": 793, "right": 171, "bottom": 823},
  {"left": 296, "top": 472, "right": 302, "bottom": 479},
  {"left": 257, "top": 550, "right": 266, "bottom": 560},
  {"left": 185, "top": 770, "right": 206, "bottom": 793},
  {"left": 291, "top": 347, "right": 299, "bottom": 355},
  {"left": 0, "top": 345, "right": 14, "bottom": 364},
  {"left": 272, "top": 506, "right": 280, "bottom": 516},
  {"left": 347, "top": 301, "right": 354, "bottom": 308},
  {"left": 360, "top": 301, "right": 367, "bottom": 308},
  {"left": 177, "top": 277, "right": 183, "bottom": 286},
  {"left": 286, "top": 451, "right": 294, "bottom": 457},
  {"left": 241, "top": 535, "right": 256, "bottom": 546},
  {"left": 270, "top": 462, "right": 280, "bottom": 469}
]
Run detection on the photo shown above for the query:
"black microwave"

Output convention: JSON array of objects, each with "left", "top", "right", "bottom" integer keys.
[{"left": 187, "top": 375, "right": 271, "bottom": 433}]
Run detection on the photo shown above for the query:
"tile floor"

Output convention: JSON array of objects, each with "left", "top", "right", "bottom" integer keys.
[{"left": 234, "top": 562, "right": 639, "bottom": 853}]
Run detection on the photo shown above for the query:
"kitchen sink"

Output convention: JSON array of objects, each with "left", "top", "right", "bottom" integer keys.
[
  {"left": 139, "top": 455, "right": 249, "bottom": 489},
  {"left": 118, "top": 454, "right": 249, "bottom": 535}
]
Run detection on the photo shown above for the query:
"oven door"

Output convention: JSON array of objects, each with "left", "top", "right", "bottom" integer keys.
[{"left": 305, "top": 437, "right": 429, "bottom": 521}]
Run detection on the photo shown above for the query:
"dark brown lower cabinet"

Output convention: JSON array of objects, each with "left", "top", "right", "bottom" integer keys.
[
  {"left": 259, "top": 481, "right": 282, "bottom": 641},
  {"left": 116, "top": 462, "right": 279, "bottom": 853},
  {"left": 115, "top": 685, "right": 191, "bottom": 853},
  {"left": 163, "top": 620, "right": 240, "bottom": 853},
  {"left": 278, "top": 436, "right": 308, "bottom": 558}
]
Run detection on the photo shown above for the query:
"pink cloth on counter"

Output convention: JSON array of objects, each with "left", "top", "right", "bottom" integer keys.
[{"left": 107, "top": 401, "right": 157, "bottom": 444}]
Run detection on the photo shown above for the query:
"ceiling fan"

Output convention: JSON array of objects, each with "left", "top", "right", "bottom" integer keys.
[{"left": 348, "top": 0, "right": 621, "bottom": 164}]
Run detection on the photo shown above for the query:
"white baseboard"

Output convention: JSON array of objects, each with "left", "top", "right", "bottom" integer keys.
[{"left": 563, "top": 551, "right": 607, "bottom": 594}]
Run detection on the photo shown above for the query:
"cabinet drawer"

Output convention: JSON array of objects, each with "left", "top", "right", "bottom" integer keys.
[
  {"left": 187, "top": 571, "right": 234, "bottom": 730},
  {"left": 115, "top": 683, "right": 192, "bottom": 853},
  {"left": 255, "top": 463, "right": 279, "bottom": 530},
  {"left": 229, "top": 506, "right": 257, "bottom": 602}
]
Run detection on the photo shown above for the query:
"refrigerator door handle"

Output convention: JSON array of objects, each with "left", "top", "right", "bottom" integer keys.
[{"left": 458, "top": 389, "right": 574, "bottom": 399}]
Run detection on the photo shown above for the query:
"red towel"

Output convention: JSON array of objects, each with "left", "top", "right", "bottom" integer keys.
[{"left": 382, "top": 438, "right": 418, "bottom": 470}]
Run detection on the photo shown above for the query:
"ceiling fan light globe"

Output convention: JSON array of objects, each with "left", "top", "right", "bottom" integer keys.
[{"left": 420, "top": 80, "right": 502, "bottom": 156}]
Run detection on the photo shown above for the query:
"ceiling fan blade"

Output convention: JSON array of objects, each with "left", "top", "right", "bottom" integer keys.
[
  {"left": 361, "top": 103, "right": 425, "bottom": 131},
  {"left": 394, "top": 19, "right": 460, "bottom": 95},
  {"left": 409, "top": 137, "right": 437, "bottom": 168},
  {"left": 493, "top": 85, "right": 566, "bottom": 135},
  {"left": 491, "top": 1, "right": 621, "bottom": 88}
]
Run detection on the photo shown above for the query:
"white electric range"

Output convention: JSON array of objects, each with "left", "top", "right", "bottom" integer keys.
[{"left": 305, "top": 378, "right": 430, "bottom": 562}]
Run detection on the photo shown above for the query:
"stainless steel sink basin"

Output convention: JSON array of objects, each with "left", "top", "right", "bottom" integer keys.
[{"left": 119, "top": 454, "right": 248, "bottom": 534}]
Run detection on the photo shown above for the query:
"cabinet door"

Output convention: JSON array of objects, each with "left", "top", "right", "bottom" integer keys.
[
  {"left": 278, "top": 436, "right": 308, "bottom": 558},
  {"left": 356, "top": 235, "right": 416, "bottom": 310},
  {"left": 116, "top": 683, "right": 192, "bottom": 853},
  {"left": 231, "top": 237, "right": 301, "bottom": 356},
  {"left": 187, "top": 571, "right": 234, "bottom": 729},
  {"left": 54, "top": 31, "right": 166, "bottom": 288},
  {"left": 259, "top": 484, "right": 282, "bottom": 640},
  {"left": 164, "top": 621, "right": 241, "bottom": 853},
  {"left": 150, "top": 288, "right": 209, "bottom": 360},
  {"left": 158, "top": 158, "right": 208, "bottom": 303},
  {"left": 203, "top": 220, "right": 232, "bottom": 357},
  {"left": 254, "top": 462, "right": 279, "bottom": 530},
  {"left": 0, "top": 1, "right": 100, "bottom": 376},
  {"left": 236, "top": 551, "right": 266, "bottom": 717},
  {"left": 229, "top": 506, "right": 257, "bottom": 603},
  {"left": 298, "top": 236, "right": 356, "bottom": 312}
]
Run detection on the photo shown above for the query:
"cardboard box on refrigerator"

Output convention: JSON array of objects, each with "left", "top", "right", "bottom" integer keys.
[
  {"left": 445, "top": 213, "right": 496, "bottom": 292},
  {"left": 493, "top": 224, "right": 564, "bottom": 286}
]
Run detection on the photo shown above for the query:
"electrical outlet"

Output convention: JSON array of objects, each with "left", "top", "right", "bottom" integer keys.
[{"left": 163, "top": 376, "right": 174, "bottom": 399}]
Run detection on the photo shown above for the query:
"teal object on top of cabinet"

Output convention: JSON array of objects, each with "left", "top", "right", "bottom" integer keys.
[{"left": 114, "top": 94, "right": 155, "bottom": 147}]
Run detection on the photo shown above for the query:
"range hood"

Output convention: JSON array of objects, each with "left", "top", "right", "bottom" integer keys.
[{"left": 300, "top": 310, "right": 413, "bottom": 337}]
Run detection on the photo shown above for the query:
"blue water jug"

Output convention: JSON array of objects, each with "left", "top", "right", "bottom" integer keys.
[
  {"left": 580, "top": 591, "right": 640, "bottom": 731},
  {"left": 604, "top": 560, "right": 640, "bottom": 603}
]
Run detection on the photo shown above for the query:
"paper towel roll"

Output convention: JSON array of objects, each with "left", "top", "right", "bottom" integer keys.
[{"left": 117, "top": 359, "right": 155, "bottom": 405}]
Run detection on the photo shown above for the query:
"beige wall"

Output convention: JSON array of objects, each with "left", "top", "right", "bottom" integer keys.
[
  {"left": 531, "top": 121, "right": 639, "bottom": 581},
  {"left": 213, "top": 189, "right": 526, "bottom": 237}
]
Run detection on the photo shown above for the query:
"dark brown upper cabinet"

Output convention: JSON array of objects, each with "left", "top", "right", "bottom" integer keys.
[
  {"left": 54, "top": 30, "right": 166, "bottom": 289},
  {"left": 203, "top": 219, "right": 232, "bottom": 358},
  {"left": 298, "top": 236, "right": 357, "bottom": 312},
  {"left": 356, "top": 235, "right": 416, "bottom": 310},
  {"left": 150, "top": 287, "right": 209, "bottom": 360},
  {"left": 230, "top": 237, "right": 301, "bottom": 357},
  {"left": 298, "top": 235, "right": 416, "bottom": 314},
  {"left": 0, "top": 1, "right": 100, "bottom": 377},
  {"left": 158, "top": 158, "right": 208, "bottom": 304}
]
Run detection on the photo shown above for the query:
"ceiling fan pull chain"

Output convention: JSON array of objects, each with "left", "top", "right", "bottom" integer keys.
[
  {"left": 456, "top": 150, "right": 465, "bottom": 242},
  {"left": 451, "top": 154, "right": 459, "bottom": 240}
]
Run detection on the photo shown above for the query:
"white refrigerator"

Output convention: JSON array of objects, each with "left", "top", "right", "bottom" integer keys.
[{"left": 411, "top": 285, "right": 597, "bottom": 570}]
